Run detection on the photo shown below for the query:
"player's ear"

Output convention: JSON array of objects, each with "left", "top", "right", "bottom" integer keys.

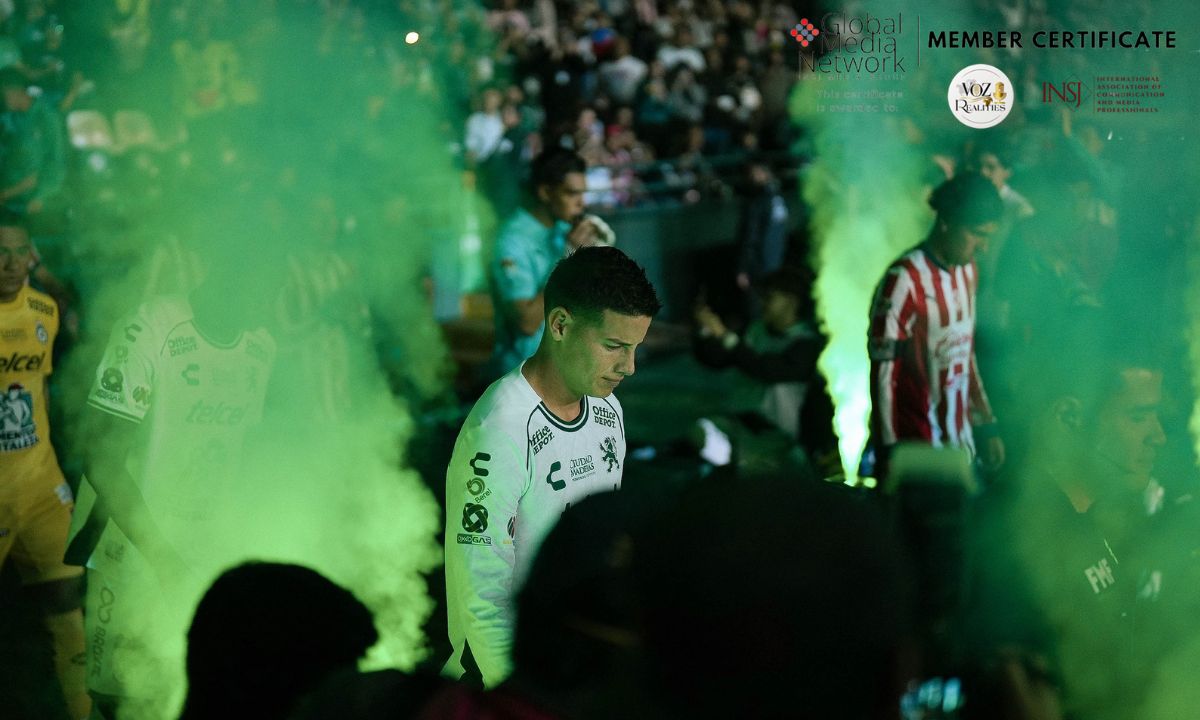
[
  {"left": 536, "top": 183, "right": 551, "bottom": 205},
  {"left": 547, "top": 306, "right": 572, "bottom": 339}
]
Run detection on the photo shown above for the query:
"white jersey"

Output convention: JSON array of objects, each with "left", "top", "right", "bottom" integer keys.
[
  {"left": 84, "top": 295, "right": 275, "bottom": 560},
  {"left": 444, "top": 364, "right": 626, "bottom": 687}
]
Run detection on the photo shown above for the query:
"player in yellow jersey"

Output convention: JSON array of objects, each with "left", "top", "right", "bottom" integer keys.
[{"left": 0, "top": 212, "right": 89, "bottom": 719}]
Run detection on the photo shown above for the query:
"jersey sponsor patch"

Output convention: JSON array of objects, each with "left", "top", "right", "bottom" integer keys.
[
  {"left": 168, "top": 336, "right": 198, "bottom": 357},
  {"left": 592, "top": 404, "right": 618, "bottom": 429},
  {"left": 0, "top": 352, "right": 46, "bottom": 372},
  {"left": 0, "top": 328, "right": 26, "bottom": 341},
  {"left": 457, "top": 533, "right": 492, "bottom": 546},
  {"left": 569, "top": 454, "right": 595, "bottom": 480},
  {"left": 101, "top": 368, "right": 124, "bottom": 393},
  {"left": 0, "top": 382, "right": 38, "bottom": 451},
  {"left": 35, "top": 322, "right": 47, "bottom": 345},
  {"left": 531, "top": 425, "right": 553, "bottom": 454},
  {"left": 462, "top": 503, "right": 489, "bottom": 532},
  {"left": 27, "top": 296, "right": 54, "bottom": 316}
]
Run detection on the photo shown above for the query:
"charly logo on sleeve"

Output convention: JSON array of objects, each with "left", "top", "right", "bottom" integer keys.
[{"left": 0, "top": 382, "right": 38, "bottom": 451}]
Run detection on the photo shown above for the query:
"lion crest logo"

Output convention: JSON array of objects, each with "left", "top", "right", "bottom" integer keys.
[{"left": 600, "top": 436, "right": 619, "bottom": 472}]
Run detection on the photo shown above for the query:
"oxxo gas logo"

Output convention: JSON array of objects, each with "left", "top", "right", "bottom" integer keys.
[
  {"left": 948, "top": 64, "right": 1014, "bottom": 128},
  {"left": 790, "top": 18, "right": 819, "bottom": 47}
]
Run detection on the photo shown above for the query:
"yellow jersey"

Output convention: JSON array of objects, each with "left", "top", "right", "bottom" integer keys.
[{"left": 0, "top": 285, "right": 62, "bottom": 483}]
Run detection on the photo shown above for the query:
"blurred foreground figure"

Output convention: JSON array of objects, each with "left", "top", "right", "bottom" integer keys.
[
  {"left": 444, "top": 247, "right": 660, "bottom": 687},
  {"left": 967, "top": 311, "right": 1200, "bottom": 720},
  {"left": 0, "top": 212, "right": 88, "bottom": 718},
  {"left": 868, "top": 173, "right": 1005, "bottom": 481},
  {"left": 424, "top": 491, "right": 653, "bottom": 719},
  {"left": 635, "top": 471, "right": 915, "bottom": 719},
  {"left": 181, "top": 562, "right": 378, "bottom": 720}
]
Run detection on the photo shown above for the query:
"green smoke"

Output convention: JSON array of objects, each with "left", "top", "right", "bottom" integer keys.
[{"left": 48, "top": 4, "right": 478, "bottom": 714}]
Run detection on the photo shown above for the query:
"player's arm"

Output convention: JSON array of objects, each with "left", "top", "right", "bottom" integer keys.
[
  {"left": 81, "top": 309, "right": 185, "bottom": 573},
  {"left": 444, "top": 425, "right": 526, "bottom": 687},
  {"left": 967, "top": 351, "right": 996, "bottom": 425},
  {"left": 726, "top": 333, "right": 820, "bottom": 384},
  {"left": 492, "top": 232, "right": 546, "bottom": 337},
  {"left": 79, "top": 407, "right": 182, "bottom": 571},
  {"left": 868, "top": 266, "right": 916, "bottom": 447}
]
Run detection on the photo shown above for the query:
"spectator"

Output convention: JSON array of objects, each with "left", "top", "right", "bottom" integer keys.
[
  {"left": 486, "top": 148, "right": 607, "bottom": 377},
  {"left": 0, "top": 67, "right": 67, "bottom": 216},
  {"left": 597, "top": 36, "right": 646, "bottom": 106},
  {"left": 180, "top": 562, "right": 379, "bottom": 720},
  {"left": 867, "top": 173, "right": 1005, "bottom": 481},
  {"left": 665, "top": 65, "right": 705, "bottom": 124},
  {"left": 655, "top": 24, "right": 704, "bottom": 73},
  {"left": 464, "top": 86, "right": 506, "bottom": 170},
  {"left": 734, "top": 158, "right": 789, "bottom": 297},
  {"left": 693, "top": 268, "right": 826, "bottom": 452}
]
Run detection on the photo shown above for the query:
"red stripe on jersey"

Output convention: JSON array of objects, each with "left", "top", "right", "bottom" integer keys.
[{"left": 927, "top": 256, "right": 950, "bottom": 331}]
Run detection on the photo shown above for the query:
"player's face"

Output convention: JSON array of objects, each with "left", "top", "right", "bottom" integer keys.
[
  {"left": 560, "top": 309, "right": 652, "bottom": 398},
  {"left": 1089, "top": 367, "right": 1166, "bottom": 492},
  {"left": 0, "top": 225, "right": 33, "bottom": 302},
  {"left": 542, "top": 172, "right": 587, "bottom": 224},
  {"left": 946, "top": 220, "right": 998, "bottom": 265}
]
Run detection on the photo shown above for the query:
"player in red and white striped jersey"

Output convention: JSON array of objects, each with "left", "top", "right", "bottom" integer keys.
[{"left": 868, "top": 174, "right": 1005, "bottom": 480}]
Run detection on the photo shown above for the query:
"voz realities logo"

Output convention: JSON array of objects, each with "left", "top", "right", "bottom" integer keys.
[
  {"left": 790, "top": 18, "right": 819, "bottom": 47},
  {"left": 948, "top": 64, "right": 1014, "bottom": 128}
]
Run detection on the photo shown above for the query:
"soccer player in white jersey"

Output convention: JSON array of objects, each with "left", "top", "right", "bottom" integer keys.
[
  {"left": 867, "top": 173, "right": 1005, "bottom": 481},
  {"left": 66, "top": 246, "right": 277, "bottom": 716},
  {"left": 444, "top": 245, "right": 660, "bottom": 687}
]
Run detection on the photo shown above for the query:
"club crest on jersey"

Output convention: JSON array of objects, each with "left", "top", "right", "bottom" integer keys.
[
  {"left": 0, "top": 382, "right": 38, "bottom": 451},
  {"left": 35, "top": 321, "right": 48, "bottom": 345},
  {"left": 601, "top": 436, "right": 619, "bottom": 472}
]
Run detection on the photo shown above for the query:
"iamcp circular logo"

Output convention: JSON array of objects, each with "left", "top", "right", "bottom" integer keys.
[{"left": 947, "top": 64, "right": 1014, "bottom": 129}]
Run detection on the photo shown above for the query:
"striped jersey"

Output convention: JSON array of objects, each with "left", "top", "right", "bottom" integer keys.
[
  {"left": 868, "top": 244, "right": 993, "bottom": 455},
  {"left": 443, "top": 363, "right": 626, "bottom": 687}
]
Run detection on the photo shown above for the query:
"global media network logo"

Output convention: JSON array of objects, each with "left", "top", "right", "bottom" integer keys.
[{"left": 790, "top": 18, "right": 820, "bottom": 48}]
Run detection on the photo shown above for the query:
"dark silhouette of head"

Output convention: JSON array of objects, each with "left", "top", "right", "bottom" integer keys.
[
  {"left": 634, "top": 473, "right": 914, "bottom": 720},
  {"left": 179, "top": 562, "right": 378, "bottom": 720}
]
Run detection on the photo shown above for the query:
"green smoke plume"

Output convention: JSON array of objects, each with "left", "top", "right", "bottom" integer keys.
[{"left": 46, "top": 3, "right": 482, "bottom": 714}]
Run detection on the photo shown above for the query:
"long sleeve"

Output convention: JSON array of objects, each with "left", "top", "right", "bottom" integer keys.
[{"left": 444, "top": 422, "right": 529, "bottom": 687}]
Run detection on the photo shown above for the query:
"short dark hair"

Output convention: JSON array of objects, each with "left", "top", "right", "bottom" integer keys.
[
  {"left": 530, "top": 148, "right": 586, "bottom": 192},
  {"left": 0, "top": 209, "right": 27, "bottom": 233},
  {"left": 929, "top": 172, "right": 1004, "bottom": 228},
  {"left": 544, "top": 246, "right": 661, "bottom": 322}
]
